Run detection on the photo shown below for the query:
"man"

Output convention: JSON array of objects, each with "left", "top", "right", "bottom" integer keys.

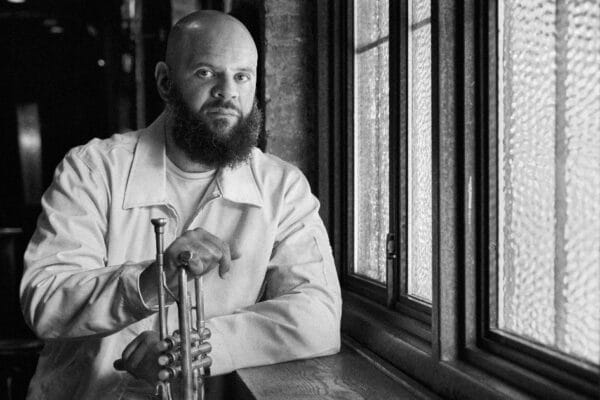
[{"left": 20, "top": 10, "right": 341, "bottom": 400}]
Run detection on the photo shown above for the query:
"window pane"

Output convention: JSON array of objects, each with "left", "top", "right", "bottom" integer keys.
[
  {"left": 498, "top": 0, "right": 600, "bottom": 365},
  {"left": 407, "top": 0, "right": 432, "bottom": 302},
  {"left": 353, "top": 0, "right": 389, "bottom": 283}
]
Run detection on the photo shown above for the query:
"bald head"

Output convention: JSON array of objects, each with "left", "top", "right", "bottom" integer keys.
[
  {"left": 155, "top": 10, "right": 259, "bottom": 170},
  {"left": 165, "top": 10, "right": 257, "bottom": 70}
]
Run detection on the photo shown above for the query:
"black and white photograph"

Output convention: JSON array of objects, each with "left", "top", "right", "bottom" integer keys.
[{"left": 0, "top": 1, "right": 598, "bottom": 399}]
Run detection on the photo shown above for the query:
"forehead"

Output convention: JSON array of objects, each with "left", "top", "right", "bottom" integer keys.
[
  {"left": 177, "top": 27, "right": 257, "bottom": 72},
  {"left": 182, "top": 43, "right": 257, "bottom": 71}
]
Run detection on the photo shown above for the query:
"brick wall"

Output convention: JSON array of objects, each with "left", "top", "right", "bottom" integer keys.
[{"left": 263, "top": 0, "right": 318, "bottom": 190}]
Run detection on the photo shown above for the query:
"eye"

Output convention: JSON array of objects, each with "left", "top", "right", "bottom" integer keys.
[
  {"left": 235, "top": 73, "right": 251, "bottom": 82},
  {"left": 196, "top": 69, "right": 214, "bottom": 79}
]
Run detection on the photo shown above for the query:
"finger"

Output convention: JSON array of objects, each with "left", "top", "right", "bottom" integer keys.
[
  {"left": 189, "top": 239, "right": 222, "bottom": 276},
  {"left": 165, "top": 233, "right": 197, "bottom": 269},
  {"left": 219, "top": 242, "right": 242, "bottom": 277},
  {"left": 192, "top": 231, "right": 234, "bottom": 278},
  {"left": 218, "top": 244, "right": 232, "bottom": 278},
  {"left": 229, "top": 241, "right": 242, "bottom": 260},
  {"left": 122, "top": 342, "right": 144, "bottom": 376},
  {"left": 231, "top": 248, "right": 241, "bottom": 260},
  {"left": 190, "top": 228, "right": 227, "bottom": 256},
  {"left": 199, "top": 241, "right": 222, "bottom": 268},
  {"left": 113, "top": 359, "right": 125, "bottom": 371},
  {"left": 121, "top": 332, "right": 147, "bottom": 361},
  {"left": 126, "top": 338, "right": 152, "bottom": 371},
  {"left": 172, "top": 228, "right": 241, "bottom": 277},
  {"left": 174, "top": 234, "right": 216, "bottom": 274}
]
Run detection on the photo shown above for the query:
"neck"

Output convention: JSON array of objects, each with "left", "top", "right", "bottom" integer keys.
[{"left": 164, "top": 112, "right": 215, "bottom": 173}]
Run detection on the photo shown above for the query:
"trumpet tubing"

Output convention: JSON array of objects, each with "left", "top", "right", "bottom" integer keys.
[{"left": 151, "top": 218, "right": 210, "bottom": 400}]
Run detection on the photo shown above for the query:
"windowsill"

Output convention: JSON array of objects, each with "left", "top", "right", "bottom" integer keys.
[
  {"left": 340, "top": 291, "right": 574, "bottom": 400},
  {"left": 230, "top": 340, "right": 440, "bottom": 400},
  {"left": 197, "top": 292, "right": 592, "bottom": 400}
]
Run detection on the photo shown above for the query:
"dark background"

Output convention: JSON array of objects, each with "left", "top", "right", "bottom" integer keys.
[{"left": 0, "top": 0, "right": 320, "bottom": 398}]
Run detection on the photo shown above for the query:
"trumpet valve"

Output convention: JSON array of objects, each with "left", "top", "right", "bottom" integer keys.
[
  {"left": 158, "top": 356, "right": 212, "bottom": 381},
  {"left": 158, "top": 342, "right": 212, "bottom": 366}
]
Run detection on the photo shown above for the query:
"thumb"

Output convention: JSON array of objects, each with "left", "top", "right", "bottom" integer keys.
[
  {"left": 218, "top": 244, "right": 241, "bottom": 279},
  {"left": 230, "top": 246, "right": 241, "bottom": 261}
]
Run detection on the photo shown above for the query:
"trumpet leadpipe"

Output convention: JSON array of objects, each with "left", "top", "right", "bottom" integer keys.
[
  {"left": 177, "top": 262, "right": 194, "bottom": 400},
  {"left": 194, "top": 276, "right": 205, "bottom": 333},
  {"left": 150, "top": 218, "right": 168, "bottom": 340},
  {"left": 150, "top": 218, "right": 172, "bottom": 400}
]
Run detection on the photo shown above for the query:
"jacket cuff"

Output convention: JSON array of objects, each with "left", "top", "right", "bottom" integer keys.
[{"left": 119, "top": 261, "right": 157, "bottom": 319}]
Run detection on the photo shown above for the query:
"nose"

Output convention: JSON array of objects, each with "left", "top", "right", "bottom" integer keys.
[{"left": 211, "top": 76, "right": 238, "bottom": 100}]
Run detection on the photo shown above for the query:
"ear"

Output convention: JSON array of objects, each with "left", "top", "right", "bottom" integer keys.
[{"left": 155, "top": 61, "right": 171, "bottom": 102}]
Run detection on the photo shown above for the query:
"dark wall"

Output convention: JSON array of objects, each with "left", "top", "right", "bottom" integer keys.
[
  {"left": 262, "top": 0, "right": 319, "bottom": 192},
  {"left": 0, "top": 2, "right": 322, "bottom": 398}
]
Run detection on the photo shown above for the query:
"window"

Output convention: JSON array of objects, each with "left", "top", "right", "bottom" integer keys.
[
  {"left": 352, "top": 0, "right": 389, "bottom": 284},
  {"left": 495, "top": 0, "right": 600, "bottom": 367},
  {"left": 473, "top": 0, "right": 600, "bottom": 395},
  {"left": 406, "top": 0, "right": 432, "bottom": 303},
  {"left": 340, "top": 0, "right": 434, "bottom": 331},
  {"left": 318, "top": 0, "right": 600, "bottom": 398}
]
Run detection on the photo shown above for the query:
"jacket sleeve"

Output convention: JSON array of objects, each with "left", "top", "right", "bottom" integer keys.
[
  {"left": 205, "top": 169, "right": 342, "bottom": 375},
  {"left": 20, "top": 149, "right": 155, "bottom": 340}
]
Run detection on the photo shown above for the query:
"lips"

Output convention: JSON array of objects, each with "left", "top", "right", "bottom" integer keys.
[{"left": 205, "top": 107, "right": 239, "bottom": 117}]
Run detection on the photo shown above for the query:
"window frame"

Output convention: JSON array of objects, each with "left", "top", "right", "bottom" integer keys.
[
  {"left": 317, "top": 0, "right": 600, "bottom": 399},
  {"left": 335, "top": 0, "right": 435, "bottom": 339}
]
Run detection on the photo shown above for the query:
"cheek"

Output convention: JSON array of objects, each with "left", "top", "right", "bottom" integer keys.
[
  {"left": 240, "top": 88, "right": 256, "bottom": 115},
  {"left": 180, "top": 83, "right": 212, "bottom": 110}
]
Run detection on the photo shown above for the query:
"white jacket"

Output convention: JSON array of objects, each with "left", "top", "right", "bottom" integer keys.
[{"left": 20, "top": 113, "right": 341, "bottom": 399}]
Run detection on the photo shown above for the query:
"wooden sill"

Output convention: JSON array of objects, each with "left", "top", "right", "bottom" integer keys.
[{"left": 228, "top": 340, "right": 439, "bottom": 400}]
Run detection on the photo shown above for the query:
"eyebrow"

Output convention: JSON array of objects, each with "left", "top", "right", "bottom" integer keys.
[{"left": 191, "top": 62, "right": 256, "bottom": 74}]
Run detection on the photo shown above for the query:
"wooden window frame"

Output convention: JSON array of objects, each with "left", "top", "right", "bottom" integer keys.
[
  {"left": 324, "top": 0, "right": 434, "bottom": 345},
  {"left": 317, "top": 0, "right": 600, "bottom": 399}
]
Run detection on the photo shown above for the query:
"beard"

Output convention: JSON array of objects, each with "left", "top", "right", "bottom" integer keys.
[{"left": 166, "top": 86, "right": 263, "bottom": 169}]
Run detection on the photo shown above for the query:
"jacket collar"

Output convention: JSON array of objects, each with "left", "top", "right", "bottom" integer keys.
[{"left": 123, "top": 112, "right": 263, "bottom": 209}]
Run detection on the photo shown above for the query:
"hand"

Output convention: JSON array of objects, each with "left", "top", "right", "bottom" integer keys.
[
  {"left": 164, "top": 227, "right": 239, "bottom": 279},
  {"left": 116, "top": 330, "right": 163, "bottom": 385},
  {"left": 140, "top": 227, "right": 240, "bottom": 304},
  {"left": 114, "top": 329, "right": 213, "bottom": 386}
]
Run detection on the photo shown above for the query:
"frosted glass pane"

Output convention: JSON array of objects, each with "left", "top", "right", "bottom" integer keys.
[
  {"left": 353, "top": 0, "right": 389, "bottom": 283},
  {"left": 498, "top": 0, "right": 600, "bottom": 365},
  {"left": 407, "top": 0, "right": 432, "bottom": 302}
]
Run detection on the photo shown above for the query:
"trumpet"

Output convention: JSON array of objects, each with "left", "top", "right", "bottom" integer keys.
[
  {"left": 152, "top": 217, "right": 211, "bottom": 400},
  {"left": 115, "top": 218, "right": 211, "bottom": 400}
]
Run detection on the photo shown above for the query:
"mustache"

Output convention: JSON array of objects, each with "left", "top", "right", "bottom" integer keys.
[{"left": 201, "top": 100, "right": 240, "bottom": 114}]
